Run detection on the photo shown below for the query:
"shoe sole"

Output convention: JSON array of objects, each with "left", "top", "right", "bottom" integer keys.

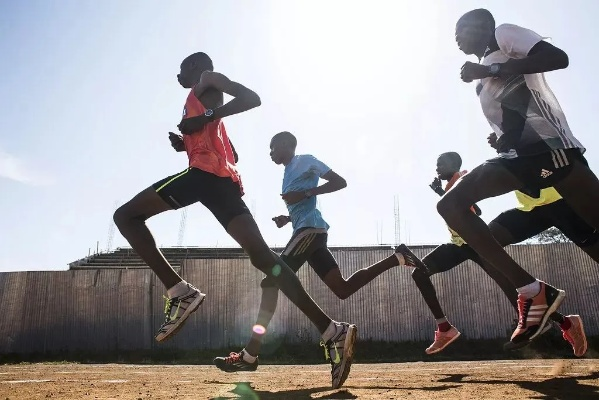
[
  {"left": 570, "top": 315, "right": 588, "bottom": 357},
  {"left": 213, "top": 362, "right": 259, "bottom": 373},
  {"left": 528, "top": 289, "right": 565, "bottom": 342},
  {"left": 426, "top": 331, "right": 461, "bottom": 355},
  {"left": 333, "top": 324, "right": 357, "bottom": 389},
  {"left": 503, "top": 322, "right": 552, "bottom": 352},
  {"left": 155, "top": 292, "right": 206, "bottom": 342}
]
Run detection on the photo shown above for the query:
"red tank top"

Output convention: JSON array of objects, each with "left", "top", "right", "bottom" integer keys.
[{"left": 181, "top": 89, "right": 243, "bottom": 194}]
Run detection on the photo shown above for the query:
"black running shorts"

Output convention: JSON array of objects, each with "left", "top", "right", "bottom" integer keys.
[
  {"left": 485, "top": 148, "right": 588, "bottom": 189},
  {"left": 492, "top": 200, "right": 599, "bottom": 248},
  {"left": 261, "top": 228, "right": 338, "bottom": 288},
  {"left": 152, "top": 167, "right": 250, "bottom": 228}
]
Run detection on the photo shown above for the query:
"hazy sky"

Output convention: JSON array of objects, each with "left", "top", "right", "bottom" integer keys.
[{"left": 1, "top": 0, "right": 597, "bottom": 271}]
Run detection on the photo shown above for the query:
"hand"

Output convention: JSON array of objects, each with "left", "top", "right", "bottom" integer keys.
[
  {"left": 177, "top": 115, "right": 211, "bottom": 135},
  {"left": 272, "top": 215, "right": 290, "bottom": 228},
  {"left": 429, "top": 177, "right": 442, "bottom": 192},
  {"left": 281, "top": 190, "right": 307, "bottom": 205},
  {"left": 487, "top": 132, "right": 498, "bottom": 150},
  {"left": 460, "top": 61, "right": 490, "bottom": 83},
  {"left": 169, "top": 132, "right": 185, "bottom": 152}
]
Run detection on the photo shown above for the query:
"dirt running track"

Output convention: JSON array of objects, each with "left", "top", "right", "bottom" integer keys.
[{"left": 0, "top": 359, "right": 598, "bottom": 399}]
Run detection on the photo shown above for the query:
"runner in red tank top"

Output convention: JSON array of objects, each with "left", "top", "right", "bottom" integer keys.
[{"left": 113, "top": 52, "right": 356, "bottom": 389}]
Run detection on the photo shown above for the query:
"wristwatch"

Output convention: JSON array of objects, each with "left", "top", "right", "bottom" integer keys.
[
  {"left": 488, "top": 63, "right": 502, "bottom": 77},
  {"left": 204, "top": 109, "right": 215, "bottom": 122},
  {"left": 304, "top": 190, "right": 313, "bottom": 198}
]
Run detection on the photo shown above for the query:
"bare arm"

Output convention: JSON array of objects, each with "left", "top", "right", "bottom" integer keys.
[
  {"left": 311, "top": 170, "right": 347, "bottom": 196},
  {"left": 194, "top": 71, "right": 261, "bottom": 119},
  {"left": 281, "top": 170, "right": 347, "bottom": 205}
]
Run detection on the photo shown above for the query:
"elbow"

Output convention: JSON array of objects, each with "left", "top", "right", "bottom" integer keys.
[
  {"left": 554, "top": 49, "right": 569, "bottom": 69},
  {"left": 339, "top": 177, "right": 347, "bottom": 189},
  {"left": 248, "top": 91, "right": 261, "bottom": 109},
  {"left": 560, "top": 52, "right": 569, "bottom": 69}
]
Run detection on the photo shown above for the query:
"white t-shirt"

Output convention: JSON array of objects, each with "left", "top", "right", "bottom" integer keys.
[{"left": 477, "top": 23, "right": 584, "bottom": 158}]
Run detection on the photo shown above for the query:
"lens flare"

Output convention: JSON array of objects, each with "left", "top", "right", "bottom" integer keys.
[{"left": 252, "top": 324, "right": 266, "bottom": 335}]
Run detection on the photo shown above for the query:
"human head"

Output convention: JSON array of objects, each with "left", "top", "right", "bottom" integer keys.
[
  {"left": 270, "top": 131, "right": 297, "bottom": 165},
  {"left": 177, "top": 52, "right": 214, "bottom": 88},
  {"left": 455, "top": 9, "right": 496, "bottom": 58},
  {"left": 436, "top": 152, "right": 462, "bottom": 180}
]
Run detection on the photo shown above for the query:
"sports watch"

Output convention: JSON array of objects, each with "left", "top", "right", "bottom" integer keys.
[
  {"left": 488, "top": 63, "right": 502, "bottom": 77},
  {"left": 204, "top": 109, "right": 215, "bottom": 121},
  {"left": 304, "top": 190, "right": 313, "bottom": 198}
]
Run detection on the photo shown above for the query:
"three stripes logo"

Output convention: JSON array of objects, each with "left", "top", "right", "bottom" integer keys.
[{"left": 541, "top": 149, "right": 571, "bottom": 178}]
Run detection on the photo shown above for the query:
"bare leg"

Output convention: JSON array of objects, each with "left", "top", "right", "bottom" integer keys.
[
  {"left": 245, "top": 281, "right": 279, "bottom": 357},
  {"left": 113, "top": 187, "right": 182, "bottom": 289},
  {"left": 437, "top": 163, "right": 537, "bottom": 288},
  {"left": 321, "top": 255, "right": 399, "bottom": 300},
  {"left": 226, "top": 214, "right": 331, "bottom": 333}
]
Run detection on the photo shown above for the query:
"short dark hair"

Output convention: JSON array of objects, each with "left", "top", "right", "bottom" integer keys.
[
  {"left": 272, "top": 131, "right": 297, "bottom": 148},
  {"left": 182, "top": 52, "right": 214, "bottom": 71},
  {"left": 439, "top": 152, "right": 462, "bottom": 170},
  {"left": 458, "top": 8, "right": 495, "bottom": 27}
]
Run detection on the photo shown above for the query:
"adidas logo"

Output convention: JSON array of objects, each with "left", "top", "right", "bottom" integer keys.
[{"left": 540, "top": 169, "right": 553, "bottom": 178}]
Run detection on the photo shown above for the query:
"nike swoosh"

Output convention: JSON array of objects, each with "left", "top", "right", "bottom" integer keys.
[{"left": 332, "top": 347, "right": 341, "bottom": 364}]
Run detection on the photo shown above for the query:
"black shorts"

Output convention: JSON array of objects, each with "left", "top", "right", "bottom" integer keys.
[
  {"left": 152, "top": 167, "right": 250, "bottom": 228},
  {"left": 422, "top": 243, "right": 483, "bottom": 275},
  {"left": 492, "top": 200, "right": 599, "bottom": 247},
  {"left": 485, "top": 148, "right": 588, "bottom": 189},
  {"left": 261, "top": 228, "right": 338, "bottom": 288}
]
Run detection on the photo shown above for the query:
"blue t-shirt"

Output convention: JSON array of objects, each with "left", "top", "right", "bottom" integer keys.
[{"left": 282, "top": 154, "right": 331, "bottom": 232}]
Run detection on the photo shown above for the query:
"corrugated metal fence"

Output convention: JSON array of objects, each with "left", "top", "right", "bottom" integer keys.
[{"left": 1, "top": 243, "right": 598, "bottom": 354}]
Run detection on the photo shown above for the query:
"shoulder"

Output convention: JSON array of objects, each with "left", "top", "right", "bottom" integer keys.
[
  {"left": 193, "top": 71, "right": 230, "bottom": 97},
  {"left": 495, "top": 23, "right": 543, "bottom": 56}
]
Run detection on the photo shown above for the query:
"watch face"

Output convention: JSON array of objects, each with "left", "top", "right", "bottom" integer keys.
[{"left": 205, "top": 109, "right": 214, "bottom": 117}]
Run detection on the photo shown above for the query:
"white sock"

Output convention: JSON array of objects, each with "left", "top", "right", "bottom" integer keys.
[
  {"left": 241, "top": 349, "right": 257, "bottom": 363},
  {"left": 394, "top": 253, "right": 405, "bottom": 265},
  {"left": 167, "top": 280, "right": 189, "bottom": 298},
  {"left": 321, "top": 321, "right": 339, "bottom": 343},
  {"left": 517, "top": 280, "right": 541, "bottom": 299}
]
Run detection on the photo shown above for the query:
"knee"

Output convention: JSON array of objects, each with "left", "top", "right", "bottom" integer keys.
[
  {"left": 247, "top": 247, "right": 275, "bottom": 271},
  {"left": 333, "top": 287, "right": 350, "bottom": 300},
  {"left": 437, "top": 193, "right": 471, "bottom": 222},
  {"left": 436, "top": 195, "right": 455, "bottom": 219},
  {"left": 113, "top": 205, "right": 129, "bottom": 227}
]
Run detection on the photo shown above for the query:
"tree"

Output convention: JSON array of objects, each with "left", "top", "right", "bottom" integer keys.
[{"left": 532, "top": 227, "right": 570, "bottom": 244}]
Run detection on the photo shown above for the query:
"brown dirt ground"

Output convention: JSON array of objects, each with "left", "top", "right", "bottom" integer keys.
[{"left": 0, "top": 359, "right": 598, "bottom": 399}]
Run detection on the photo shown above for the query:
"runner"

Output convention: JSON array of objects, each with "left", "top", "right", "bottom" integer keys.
[
  {"left": 214, "top": 131, "right": 422, "bottom": 372},
  {"left": 113, "top": 52, "right": 356, "bottom": 389},
  {"left": 437, "top": 8, "right": 599, "bottom": 347}
]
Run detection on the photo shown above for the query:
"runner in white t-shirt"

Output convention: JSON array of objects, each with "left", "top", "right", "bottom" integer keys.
[{"left": 436, "top": 8, "right": 599, "bottom": 348}]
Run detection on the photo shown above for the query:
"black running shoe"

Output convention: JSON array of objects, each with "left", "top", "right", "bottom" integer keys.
[
  {"left": 394, "top": 244, "right": 430, "bottom": 273},
  {"left": 214, "top": 350, "right": 259, "bottom": 372}
]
